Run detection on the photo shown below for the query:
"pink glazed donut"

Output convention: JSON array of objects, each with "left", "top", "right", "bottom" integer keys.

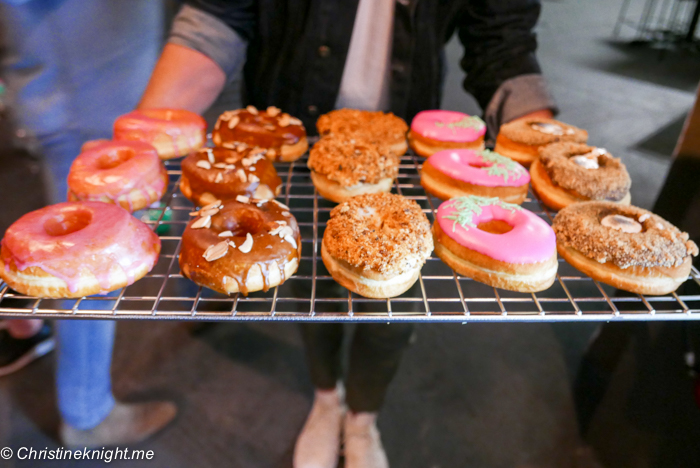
[
  {"left": 0, "top": 201, "right": 161, "bottom": 298},
  {"left": 421, "top": 149, "right": 530, "bottom": 204},
  {"left": 68, "top": 140, "right": 168, "bottom": 212},
  {"left": 408, "top": 110, "right": 486, "bottom": 157},
  {"left": 433, "top": 196, "right": 558, "bottom": 291},
  {"left": 114, "top": 108, "right": 206, "bottom": 159}
]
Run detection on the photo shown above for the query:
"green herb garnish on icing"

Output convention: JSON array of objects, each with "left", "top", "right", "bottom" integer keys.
[
  {"left": 435, "top": 116, "right": 485, "bottom": 132},
  {"left": 443, "top": 196, "right": 521, "bottom": 232},
  {"left": 480, "top": 149, "right": 524, "bottom": 183}
]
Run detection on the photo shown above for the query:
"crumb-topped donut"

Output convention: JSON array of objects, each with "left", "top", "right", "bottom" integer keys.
[
  {"left": 114, "top": 108, "right": 206, "bottom": 160},
  {"left": 408, "top": 110, "right": 486, "bottom": 157},
  {"left": 212, "top": 106, "right": 308, "bottom": 162},
  {"left": 433, "top": 196, "right": 558, "bottom": 292},
  {"left": 179, "top": 198, "right": 301, "bottom": 295},
  {"left": 495, "top": 118, "right": 587, "bottom": 166},
  {"left": 421, "top": 149, "right": 530, "bottom": 204},
  {"left": 531, "top": 143, "right": 631, "bottom": 210},
  {"left": 307, "top": 135, "right": 400, "bottom": 203},
  {"left": 316, "top": 108, "right": 408, "bottom": 155},
  {"left": 322, "top": 193, "right": 432, "bottom": 298},
  {"left": 180, "top": 147, "right": 282, "bottom": 207},
  {"left": 67, "top": 140, "right": 168, "bottom": 212},
  {"left": 553, "top": 201, "right": 698, "bottom": 295},
  {"left": 0, "top": 201, "right": 160, "bottom": 298}
]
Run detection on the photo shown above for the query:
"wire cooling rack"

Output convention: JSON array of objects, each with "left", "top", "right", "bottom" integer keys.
[{"left": 1, "top": 146, "right": 699, "bottom": 322}]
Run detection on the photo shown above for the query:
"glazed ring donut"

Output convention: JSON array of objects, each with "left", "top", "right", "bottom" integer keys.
[
  {"left": 212, "top": 106, "right": 308, "bottom": 162},
  {"left": 179, "top": 198, "right": 301, "bottom": 295},
  {"left": 321, "top": 193, "right": 433, "bottom": 298},
  {"left": 408, "top": 110, "right": 486, "bottom": 157},
  {"left": 180, "top": 147, "right": 282, "bottom": 207},
  {"left": 114, "top": 108, "right": 206, "bottom": 160},
  {"left": 421, "top": 149, "right": 530, "bottom": 204},
  {"left": 0, "top": 201, "right": 160, "bottom": 298},
  {"left": 307, "top": 135, "right": 400, "bottom": 203},
  {"left": 553, "top": 201, "right": 698, "bottom": 295},
  {"left": 67, "top": 140, "right": 168, "bottom": 212},
  {"left": 494, "top": 118, "right": 587, "bottom": 167},
  {"left": 433, "top": 196, "right": 558, "bottom": 292},
  {"left": 532, "top": 143, "right": 631, "bottom": 210},
  {"left": 316, "top": 108, "right": 408, "bottom": 155}
]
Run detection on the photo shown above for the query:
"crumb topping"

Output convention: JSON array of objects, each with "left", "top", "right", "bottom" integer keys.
[
  {"left": 307, "top": 135, "right": 399, "bottom": 186},
  {"left": 316, "top": 108, "right": 408, "bottom": 146},
  {"left": 499, "top": 118, "right": 587, "bottom": 146},
  {"left": 323, "top": 193, "right": 433, "bottom": 276},
  {"left": 539, "top": 142, "right": 631, "bottom": 201},
  {"left": 553, "top": 201, "right": 698, "bottom": 268}
]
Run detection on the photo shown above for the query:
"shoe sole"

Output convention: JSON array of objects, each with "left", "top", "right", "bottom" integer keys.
[{"left": 0, "top": 337, "right": 56, "bottom": 377}]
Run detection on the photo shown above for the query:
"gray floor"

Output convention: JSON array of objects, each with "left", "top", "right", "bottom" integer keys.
[{"left": 3, "top": 0, "right": 700, "bottom": 467}]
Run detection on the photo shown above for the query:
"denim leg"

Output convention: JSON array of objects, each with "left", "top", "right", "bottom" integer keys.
[{"left": 56, "top": 320, "right": 116, "bottom": 430}]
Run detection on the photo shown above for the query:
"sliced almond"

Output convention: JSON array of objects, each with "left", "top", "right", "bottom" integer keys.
[
  {"left": 253, "top": 184, "right": 274, "bottom": 200},
  {"left": 189, "top": 211, "right": 200, "bottom": 216},
  {"left": 222, "top": 142, "right": 236, "bottom": 149},
  {"left": 248, "top": 166, "right": 256, "bottom": 172},
  {"left": 201, "top": 200, "right": 222, "bottom": 211},
  {"left": 248, "top": 174, "right": 260, "bottom": 183},
  {"left": 267, "top": 106, "right": 281, "bottom": 117},
  {"left": 218, "top": 230, "right": 234, "bottom": 237},
  {"left": 213, "top": 134, "right": 222, "bottom": 146},
  {"left": 236, "top": 144, "right": 247, "bottom": 152},
  {"left": 203, "top": 241, "right": 229, "bottom": 262},
  {"left": 199, "top": 207, "right": 220, "bottom": 217},
  {"left": 228, "top": 240, "right": 237, "bottom": 248},
  {"left": 192, "top": 215, "right": 212, "bottom": 229},
  {"left": 196, "top": 160, "right": 212, "bottom": 170},
  {"left": 236, "top": 195, "right": 250, "bottom": 204},
  {"left": 246, "top": 105, "right": 258, "bottom": 115},
  {"left": 284, "top": 235, "right": 297, "bottom": 249},
  {"left": 236, "top": 169, "right": 247, "bottom": 183},
  {"left": 214, "top": 162, "right": 227, "bottom": 168},
  {"left": 215, "top": 172, "right": 224, "bottom": 183},
  {"left": 238, "top": 233, "right": 254, "bottom": 253},
  {"left": 227, "top": 115, "right": 240, "bottom": 129},
  {"left": 278, "top": 114, "right": 291, "bottom": 127},
  {"left": 266, "top": 148, "right": 277, "bottom": 160},
  {"left": 271, "top": 199, "right": 290, "bottom": 211},
  {"left": 289, "top": 117, "right": 302, "bottom": 126},
  {"left": 282, "top": 211, "right": 291, "bottom": 217},
  {"left": 206, "top": 148, "right": 215, "bottom": 164}
]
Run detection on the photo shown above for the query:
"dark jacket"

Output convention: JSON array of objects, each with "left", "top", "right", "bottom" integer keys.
[{"left": 186, "top": 0, "right": 547, "bottom": 131}]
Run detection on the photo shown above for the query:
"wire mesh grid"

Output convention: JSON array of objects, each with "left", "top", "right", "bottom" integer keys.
[{"left": 1, "top": 146, "right": 699, "bottom": 322}]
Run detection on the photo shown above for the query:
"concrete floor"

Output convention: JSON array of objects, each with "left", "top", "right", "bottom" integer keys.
[{"left": 2, "top": 0, "right": 700, "bottom": 467}]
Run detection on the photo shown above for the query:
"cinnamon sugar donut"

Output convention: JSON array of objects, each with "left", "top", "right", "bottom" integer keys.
[
  {"left": 212, "top": 106, "right": 308, "bottom": 162},
  {"left": 179, "top": 198, "right": 301, "bottom": 295},
  {"left": 321, "top": 193, "right": 433, "bottom": 298},
  {"left": 67, "top": 140, "right": 168, "bottom": 212},
  {"left": 494, "top": 118, "right": 587, "bottom": 166},
  {"left": 307, "top": 135, "right": 400, "bottom": 203},
  {"left": 114, "top": 108, "right": 206, "bottom": 159},
  {"left": 180, "top": 147, "right": 282, "bottom": 207},
  {"left": 553, "top": 202, "right": 698, "bottom": 295},
  {"left": 408, "top": 110, "right": 486, "bottom": 157},
  {"left": 0, "top": 202, "right": 160, "bottom": 298},
  {"left": 531, "top": 143, "right": 631, "bottom": 210},
  {"left": 316, "top": 108, "right": 408, "bottom": 155}
]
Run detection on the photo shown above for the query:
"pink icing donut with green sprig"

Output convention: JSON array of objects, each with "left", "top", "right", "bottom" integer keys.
[
  {"left": 408, "top": 110, "right": 486, "bottom": 157},
  {"left": 432, "top": 195, "right": 558, "bottom": 292},
  {"left": 421, "top": 149, "right": 530, "bottom": 204}
]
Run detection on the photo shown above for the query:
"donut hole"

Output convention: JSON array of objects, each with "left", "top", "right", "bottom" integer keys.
[
  {"left": 221, "top": 208, "right": 269, "bottom": 237},
  {"left": 477, "top": 219, "right": 514, "bottom": 235},
  {"left": 98, "top": 148, "right": 135, "bottom": 170},
  {"left": 44, "top": 209, "right": 92, "bottom": 236}
]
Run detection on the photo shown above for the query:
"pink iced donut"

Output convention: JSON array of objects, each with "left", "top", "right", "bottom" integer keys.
[
  {"left": 0, "top": 201, "right": 161, "bottom": 298},
  {"left": 68, "top": 140, "right": 169, "bottom": 212},
  {"left": 432, "top": 196, "right": 558, "bottom": 291},
  {"left": 408, "top": 110, "right": 486, "bottom": 157},
  {"left": 421, "top": 149, "right": 530, "bottom": 204}
]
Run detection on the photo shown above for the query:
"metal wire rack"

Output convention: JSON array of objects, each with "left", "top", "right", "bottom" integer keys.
[{"left": 1, "top": 146, "right": 699, "bottom": 322}]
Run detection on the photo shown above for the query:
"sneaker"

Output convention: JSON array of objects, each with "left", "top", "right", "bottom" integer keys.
[
  {"left": 0, "top": 324, "right": 55, "bottom": 377},
  {"left": 343, "top": 412, "right": 389, "bottom": 468},
  {"left": 294, "top": 384, "right": 345, "bottom": 468}
]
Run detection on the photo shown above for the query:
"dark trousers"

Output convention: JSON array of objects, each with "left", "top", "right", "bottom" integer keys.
[{"left": 299, "top": 323, "right": 414, "bottom": 413}]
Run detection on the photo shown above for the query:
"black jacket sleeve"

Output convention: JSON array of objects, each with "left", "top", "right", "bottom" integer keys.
[{"left": 185, "top": 0, "right": 256, "bottom": 41}]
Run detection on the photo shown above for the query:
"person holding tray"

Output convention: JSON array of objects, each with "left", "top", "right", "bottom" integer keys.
[{"left": 138, "top": 1, "right": 557, "bottom": 466}]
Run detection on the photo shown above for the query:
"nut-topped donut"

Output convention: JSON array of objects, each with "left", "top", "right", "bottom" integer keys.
[
  {"left": 553, "top": 201, "right": 698, "bottom": 295},
  {"left": 114, "top": 108, "right": 206, "bottom": 160},
  {"left": 408, "top": 110, "right": 486, "bottom": 157},
  {"left": 531, "top": 142, "right": 631, "bottom": 210},
  {"left": 494, "top": 118, "right": 587, "bottom": 166},
  {"left": 316, "top": 108, "right": 408, "bottom": 155},
  {"left": 0, "top": 201, "right": 161, "bottom": 298},
  {"left": 179, "top": 197, "right": 301, "bottom": 295},
  {"left": 307, "top": 135, "right": 400, "bottom": 203},
  {"left": 212, "top": 106, "right": 308, "bottom": 162},
  {"left": 67, "top": 140, "right": 168, "bottom": 212},
  {"left": 180, "top": 147, "right": 282, "bottom": 207},
  {"left": 321, "top": 193, "right": 433, "bottom": 298}
]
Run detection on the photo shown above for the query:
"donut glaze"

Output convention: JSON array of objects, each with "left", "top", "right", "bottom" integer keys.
[
  {"left": 67, "top": 140, "right": 168, "bottom": 212},
  {"left": 428, "top": 149, "right": 529, "bottom": 187},
  {"left": 411, "top": 110, "right": 486, "bottom": 143},
  {"left": 114, "top": 109, "right": 206, "bottom": 159},
  {"left": 0, "top": 201, "right": 160, "bottom": 296},
  {"left": 436, "top": 196, "right": 555, "bottom": 264}
]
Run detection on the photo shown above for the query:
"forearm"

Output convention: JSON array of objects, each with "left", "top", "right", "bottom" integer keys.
[{"left": 138, "top": 43, "right": 226, "bottom": 112}]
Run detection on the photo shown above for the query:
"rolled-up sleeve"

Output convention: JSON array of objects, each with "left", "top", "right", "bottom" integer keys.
[{"left": 168, "top": 4, "right": 248, "bottom": 82}]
